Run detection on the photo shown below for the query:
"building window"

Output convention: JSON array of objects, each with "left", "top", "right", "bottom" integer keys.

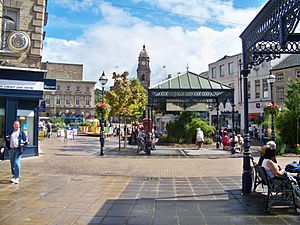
[
  {"left": 45, "top": 95, "right": 51, "bottom": 105},
  {"left": 86, "top": 87, "right": 90, "bottom": 92},
  {"left": 66, "top": 96, "right": 71, "bottom": 106},
  {"left": 75, "top": 96, "right": 80, "bottom": 106},
  {"left": 85, "top": 96, "right": 90, "bottom": 106},
  {"left": 263, "top": 79, "right": 269, "bottom": 98},
  {"left": 276, "top": 73, "right": 284, "bottom": 81},
  {"left": 2, "top": 8, "right": 19, "bottom": 49},
  {"left": 277, "top": 86, "right": 284, "bottom": 101},
  {"left": 228, "top": 62, "right": 234, "bottom": 74},
  {"left": 66, "top": 86, "right": 71, "bottom": 92},
  {"left": 57, "top": 85, "right": 60, "bottom": 91},
  {"left": 212, "top": 67, "right": 217, "bottom": 78},
  {"left": 248, "top": 81, "right": 251, "bottom": 99},
  {"left": 76, "top": 86, "right": 80, "bottom": 92},
  {"left": 141, "top": 74, "right": 145, "bottom": 81},
  {"left": 56, "top": 96, "right": 61, "bottom": 105},
  {"left": 220, "top": 65, "right": 225, "bottom": 77},
  {"left": 296, "top": 69, "right": 300, "bottom": 78},
  {"left": 255, "top": 80, "right": 260, "bottom": 99}
]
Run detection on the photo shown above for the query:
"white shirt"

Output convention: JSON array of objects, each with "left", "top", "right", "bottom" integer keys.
[
  {"left": 262, "top": 159, "right": 280, "bottom": 178},
  {"left": 10, "top": 130, "right": 20, "bottom": 149}
]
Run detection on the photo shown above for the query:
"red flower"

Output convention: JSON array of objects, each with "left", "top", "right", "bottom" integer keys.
[{"left": 97, "top": 102, "right": 107, "bottom": 108}]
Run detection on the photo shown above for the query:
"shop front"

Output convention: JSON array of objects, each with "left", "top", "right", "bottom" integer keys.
[{"left": 0, "top": 66, "right": 46, "bottom": 158}]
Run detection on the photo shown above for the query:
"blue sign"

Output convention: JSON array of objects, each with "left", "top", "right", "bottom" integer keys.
[
  {"left": 44, "top": 79, "right": 56, "bottom": 90},
  {"left": 39, "top": 100, "right": 46, "bottom": 112}
]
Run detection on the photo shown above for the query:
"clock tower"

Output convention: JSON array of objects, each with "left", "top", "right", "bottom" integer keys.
[{"left": 137, "top": 45, "right": 151, "bottom": 89}]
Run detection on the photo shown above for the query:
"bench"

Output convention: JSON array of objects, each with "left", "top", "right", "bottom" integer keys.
[
  {"left": 250, "top": 156, "right": 300, "bottom": 212},
  {"left": 250, "top": 156, "right": 266, "bottom": 192}
]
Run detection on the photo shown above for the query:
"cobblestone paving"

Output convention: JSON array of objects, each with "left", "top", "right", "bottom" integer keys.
[{"left": 0, "top": 135, "right": 299, "bottom": 224}]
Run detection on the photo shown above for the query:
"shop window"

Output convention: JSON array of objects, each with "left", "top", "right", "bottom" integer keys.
[{"left": 17, "top": 110, "right": 34, "bottom": 146}]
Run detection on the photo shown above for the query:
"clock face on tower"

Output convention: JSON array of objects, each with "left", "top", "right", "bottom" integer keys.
[{"left": 141, "top": 61, "right": 146, "bottom": 65}]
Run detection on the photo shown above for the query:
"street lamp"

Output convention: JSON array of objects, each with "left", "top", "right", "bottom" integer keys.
[
  {"left": 267, "top": 73, "right": 276, "bottom": 142},
  {"left": 99, "top": 71, "right": 108, "bottom": 156}
]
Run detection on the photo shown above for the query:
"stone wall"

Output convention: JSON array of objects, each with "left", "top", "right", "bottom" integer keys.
[{"left": 0, "top": 0, "right": 47, "bottom": 68}]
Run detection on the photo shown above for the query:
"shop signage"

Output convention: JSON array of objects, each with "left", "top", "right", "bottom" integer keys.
[
  {"left": 0, "top": 79, "right": 44, "bottom": 91},
  {"left": 44, "top": 79, "right": 56, "bottom": 91}
]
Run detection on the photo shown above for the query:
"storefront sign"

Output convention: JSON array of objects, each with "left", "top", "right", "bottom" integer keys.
[
  {"left": 0, "top": 79, "right": 44, "bottom": 91},
  {"left": 44, "top": 79, "right": 56, "bottom": 91}
]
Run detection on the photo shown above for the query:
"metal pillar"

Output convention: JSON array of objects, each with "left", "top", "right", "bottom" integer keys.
[
  {"left": 270, "top": 82, "right": 275, "bottom": 141},
  {"left": 241, "top": 69, "right": 252, "bottom": 194},
  {"left": 216, "top": 103, "right": 220, "bottom": 149},
  {"left": 231, "top": 104, "right": 236, "bottom": 155},
  {"left": 145, "top": 105, "right": 151, "bottom": 155},
  {"left": 100, "top": 87, "right": 105, "bottom": 156}
]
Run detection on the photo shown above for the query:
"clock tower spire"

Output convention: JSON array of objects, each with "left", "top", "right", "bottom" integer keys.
[{"left": 137, "top": 45, "right": 151, "bottom": 89}]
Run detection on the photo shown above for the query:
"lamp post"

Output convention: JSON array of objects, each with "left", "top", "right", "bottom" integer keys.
[
  {"left": 99, "top": 71, "right": 108, "bottom": 156},
  {"left": 267, "top": 74, "right": 276, "bottom": 142}
]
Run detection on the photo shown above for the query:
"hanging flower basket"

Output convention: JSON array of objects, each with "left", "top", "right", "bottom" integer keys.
[
  {"left": 95, "top": 102, "right": 110, "bottom": 120},
  {"left": 264, "top": 102, "right": 279, "bottom": 116}
]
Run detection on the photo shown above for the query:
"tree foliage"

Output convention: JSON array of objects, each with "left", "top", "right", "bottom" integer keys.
[
  {"left": 105, "top": 72, "right": 147, "bottom": 121},
  {"left": 167, "top": 112, "right": 215, "bottom": 143},
  {"left": 276, "top": 79, "right": 300, "bottom": 147}
]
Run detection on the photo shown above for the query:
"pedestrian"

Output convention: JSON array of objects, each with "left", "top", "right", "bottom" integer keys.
[
  {"left": 196, "top": 128, "right": 204, "bottom": 150},
  {"left": 46, "top": 121, "right": 52, "bottom": 138},
  {"left": 1, "top": 120, "right": 28, "bottom": 184}
]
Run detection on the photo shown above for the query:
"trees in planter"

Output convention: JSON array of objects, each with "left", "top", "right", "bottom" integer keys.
[{"left": 167, "top": 112, "right": 215, "bottom": 144}]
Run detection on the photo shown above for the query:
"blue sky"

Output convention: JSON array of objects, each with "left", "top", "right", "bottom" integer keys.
[{"left": 43, "top": 0, "right": 267, "bottom": 86}]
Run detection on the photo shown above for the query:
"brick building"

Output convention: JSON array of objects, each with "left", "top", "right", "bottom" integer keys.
[{"left": 40, "top": 62, "right": 96, "bottom": 117}]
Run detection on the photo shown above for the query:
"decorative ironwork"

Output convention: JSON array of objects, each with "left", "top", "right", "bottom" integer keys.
[{"left": 240, "top": 0, "right": 300, "bottom": 68}]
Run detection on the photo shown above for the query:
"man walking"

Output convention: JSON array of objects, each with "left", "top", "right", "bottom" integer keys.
[{"left": 0, "top": 120, "right": 28, "bottom": 184}]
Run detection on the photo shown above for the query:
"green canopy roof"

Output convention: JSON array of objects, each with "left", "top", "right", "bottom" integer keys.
[{"left": 148, "top": 71, "right": 234, "bottom": 108}]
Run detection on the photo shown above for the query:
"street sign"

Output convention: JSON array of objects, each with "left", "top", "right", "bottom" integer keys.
[{"left": 39, "top": 100, "right": 45, "bottom": 112}]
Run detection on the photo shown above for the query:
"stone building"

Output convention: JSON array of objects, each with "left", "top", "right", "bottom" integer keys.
[
  {"left": 0, "top": 0, "right": 48, "bottom": 157},
  {"left": 0, "top": 0, "right": 47, "bottom": 68},
  {"left": 137, "top": 45, "right": 151, "bottom": 89},
  {"left": 208, "top": 53, "right": 273, "bottom": 133},
  {"left": 270, "top": 54, "right": 300, "bottom": 106},
  {"left": 40, "top": 62, "right": 96, "bottom": 117}
]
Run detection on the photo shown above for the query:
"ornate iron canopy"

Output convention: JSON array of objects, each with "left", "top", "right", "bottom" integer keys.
[
  {"left": 240, "top": 0, "right": 300, "bottom": 68},
  {"left": 148, "top": 71, "right": 234, "bottom": 109}
]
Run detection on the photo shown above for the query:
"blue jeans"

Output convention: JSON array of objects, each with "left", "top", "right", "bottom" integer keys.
[{"left": 8, "top": 148, "right": 21, "bottom": 178}]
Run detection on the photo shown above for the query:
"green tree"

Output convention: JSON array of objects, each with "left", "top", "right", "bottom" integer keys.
[
  {"left": 128, "top": 79, "right": 147, "bottom": 121},
  {"left": 106, "top": 72, "right": 147, "bottom": 148},
  {"left": 277, "top": 79, "right": 300, "bottom": 150}
]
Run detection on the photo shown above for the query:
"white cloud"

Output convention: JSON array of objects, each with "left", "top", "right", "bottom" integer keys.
[{"left": 43, "top": 1, "right": 263, "bottom": 87}]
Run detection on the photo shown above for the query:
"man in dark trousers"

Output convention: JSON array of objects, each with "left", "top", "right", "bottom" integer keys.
[{"left": 0, "top": 120, "right": 28, "bottom": 184}]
